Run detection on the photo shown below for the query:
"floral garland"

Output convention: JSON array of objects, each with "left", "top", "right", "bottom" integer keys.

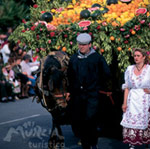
[{"left": 9, "top": 0, "right": 150, "bottom": 72}]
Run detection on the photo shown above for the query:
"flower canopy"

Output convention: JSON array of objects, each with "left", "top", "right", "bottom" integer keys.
[{"left": 9, "top": 0, "right": 150, "bottom": 72}]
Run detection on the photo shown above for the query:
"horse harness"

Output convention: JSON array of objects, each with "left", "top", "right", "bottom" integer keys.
[{"left": 37, "top": 51, "right": 70, "bottom": 112}]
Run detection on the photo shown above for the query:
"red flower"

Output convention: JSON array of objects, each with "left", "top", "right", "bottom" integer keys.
[
  {"left": 120, "top": 28, "right": 125, "bottom": 31},
  {"left": 33, "top": 4, "right": 38, "bottom": 8},
  {"left": 146, "top": 51, "right": 150, "bottom": 55},
  {"left": 41, "top": 11, "right": 46, "bottom": 14},
  {"left": 36, "top": 35, "right": 39, "bottom": 40},
  {"left": 129, "top": 29, "right": 133, "bottom": 32},
  {"left": 134, "top": 25, "right": 140, "bottom": 31},
  {"left": 89, "top": 32, "right": 92, "bottom": 36},
  {"left": 102, "top": 21, "right": 107, "bottom": 26},
  {"left": 140, "top": 20, "right": 145, "bottom": 24},
  {"left": 21, "top": 30, "right": 26, "bottom": 33},
  {"left": 36, "top": 48, "right": 40, "bottom": 53},
  {"left": 48, "top": 40, "right": 51, "bottom": 44},
  {"left": 124, "top": 34, "right": 130, "bottom": 38},
  {"left": 124, "top": 40, "right": 128, "bottom": 44},
  {"left": 64, "top": 34, "right": 68, "bottom": 38},
  {"left": 50, "top": 32, "right": 55, "bottom": 37},
  {"left": 31, "top": 26, "right": 36, "bottom": 31},
  {"left": 96, "top": 25, "right": 100, "bottom": 30},
  {"left": 22, "top": 19, "right": 26, "bottom": 24},
  {"left": 56, "top": 7, "right": 63, "bottom": 12}
]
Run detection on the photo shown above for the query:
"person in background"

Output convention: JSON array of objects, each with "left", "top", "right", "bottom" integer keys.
[
  {"left": 20, "top": 54, "right": 34, "bottom": 79},
  {"left": 0, "top": 44, "right": 3, "bottom": 66},
  {"left": 12, "top": 56, "right": 31, "bottom": 98},
  {"left": 20, "top": 54, "right": 39, "bottom": 96},
  {"left": 2, "top": 64, "right": 20, "bottom": 101},
  {"left": 0, "top": 34, "right": 7, "bottom": 45},
  {"left": 67, "top": 33, "right": 111, "bottom": 149},
  {"left": 120, "top": 48, "right": 150, "bottom": 149},
  {"left": 0, "top": 41, "right": 10, "bottom": 64},
  {"left": 0, "top": 65, "right": 13, "bottom": 102}
]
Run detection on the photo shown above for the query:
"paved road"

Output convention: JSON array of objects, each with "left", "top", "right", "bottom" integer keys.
[{"left": 0, "top": 98, "right": 147, "bottom": 149}]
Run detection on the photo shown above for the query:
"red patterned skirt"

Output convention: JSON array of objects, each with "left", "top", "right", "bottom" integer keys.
[{"left": 123, "top": 112, "right": 150, "bottom": 145}]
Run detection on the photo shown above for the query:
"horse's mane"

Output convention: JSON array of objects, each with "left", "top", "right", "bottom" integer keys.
[
  {"left": 42, "top": 55, "right": 62, "bottom": 90},
  {"left": 42, "top": 51, "right": 69, "bottom": 92}
]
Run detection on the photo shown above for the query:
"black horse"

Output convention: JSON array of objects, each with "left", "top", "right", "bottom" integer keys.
[{"left": 34, "top": 51, "right": 70, "bottom": 149}]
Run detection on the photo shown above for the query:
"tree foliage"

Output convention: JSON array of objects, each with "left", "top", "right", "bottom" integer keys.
[{"left": 0, "top": 0, "right": 33, "bottom": 33}]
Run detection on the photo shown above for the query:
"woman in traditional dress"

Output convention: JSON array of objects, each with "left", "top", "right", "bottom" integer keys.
[{"left": 120, "top": 48, "right": 150, "bottom": 149}]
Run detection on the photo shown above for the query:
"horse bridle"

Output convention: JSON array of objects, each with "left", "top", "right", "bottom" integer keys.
[
  {"left": 44, "top": 69, "right": 69, "bottom": 112},
  {"left": 53, "top": 92, "right": 70, "bottom": 101}
]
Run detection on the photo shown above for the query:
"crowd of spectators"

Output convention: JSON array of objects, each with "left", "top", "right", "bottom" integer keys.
[{"left": 0, "top": 28, "right": 39, "bottom": 102}]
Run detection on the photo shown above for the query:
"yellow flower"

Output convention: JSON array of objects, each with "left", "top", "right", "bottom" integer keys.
[
  {"left": 72, "top": 0, "right": 76, "bottom": 4},
  {"left": 96, "top": 20, "right": 102, "bottom": 23},
  {"left": 51, "top": 9, "right": 56, "bottom": 13},
  {"left": 144, "top": 0, "right": 149, "bottom": 5},
  {"left": 99, "top": 7, "right": 104, "bottom": 11},
  {"left": 67, "top": 5, "right": 74, "bottom": 8}
]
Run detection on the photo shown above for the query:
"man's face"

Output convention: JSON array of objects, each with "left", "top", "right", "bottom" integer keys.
[
  {"left": 78, "top": 43, "right": 91, "bottom": 54},
  {"left": 16, "top": 59, "right": 21, "bottom": 64}
]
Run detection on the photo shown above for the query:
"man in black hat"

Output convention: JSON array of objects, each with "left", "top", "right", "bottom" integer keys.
[{"left": 67, "top": 33, "right": 111, "bottom": 149}]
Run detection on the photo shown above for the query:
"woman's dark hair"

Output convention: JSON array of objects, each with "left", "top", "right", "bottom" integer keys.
[
  {"left": 8, "top": 40, "right": 16, "bottom": 51},
  {"left": 16, "top": 56, "right": 22, "bottom": 60},
  {"left": 22, "top": 54, "right": 31, "bottom": 61},
  {"left": 133, "top": 48, "right": 149, "bottom": 64}
]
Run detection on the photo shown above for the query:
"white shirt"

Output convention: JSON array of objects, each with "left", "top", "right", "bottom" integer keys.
[
  {"left": 20, "top": 60, "right": 39, "bottom": 76},
  {"left": 0, "top": 43, "right": 10, "bottom": 64},
  {"left": 20, "top": 60, "right": 32, "bottom": 76}
]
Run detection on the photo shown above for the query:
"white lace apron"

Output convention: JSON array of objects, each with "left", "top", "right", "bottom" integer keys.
[{"left": 120, "top": 65, "right": 150, "bottom": 129}]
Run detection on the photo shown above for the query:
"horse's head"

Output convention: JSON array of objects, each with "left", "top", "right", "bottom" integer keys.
[
  {"left": 42, "top": 53, "right": 69, "bottom": 110},
  {"left": 47, "top": 66, "right": 67, "bottom": 94}
]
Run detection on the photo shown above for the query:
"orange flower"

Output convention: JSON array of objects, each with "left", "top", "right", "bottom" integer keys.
[
  {"left": 131, "top": 30, "right": 136, "bottom": 35},
  {"left": 117, "top": 47, "right": 122, "bottom": 51},
  {"left": 128, "top": 48, "right": 131, "bottom": 51},
  {"left": 110, "top": 36, "right": 115, "bottom": 41},
  {"left": 100, "top": 49, "right": 104, "bottom": 53},
  {"left": 62, "top": 47, "right": 67, "bottom": 52}
]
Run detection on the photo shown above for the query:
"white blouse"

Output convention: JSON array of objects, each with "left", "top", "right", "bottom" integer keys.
[{"left": 120, "top": 64, "right": 150, "bottom": 129}]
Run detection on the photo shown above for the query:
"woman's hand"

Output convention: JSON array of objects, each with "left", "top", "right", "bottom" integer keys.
[
  {"left": 143, "top": 88, "right": 150, "bottom": 94},
  {"left": 122, "top": 103, "right": 127, "bottom": 113}
]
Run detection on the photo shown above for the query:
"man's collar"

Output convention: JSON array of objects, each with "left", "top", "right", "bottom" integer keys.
[{"left": 77, "top": 48, "right": 95, "bottom": 59}]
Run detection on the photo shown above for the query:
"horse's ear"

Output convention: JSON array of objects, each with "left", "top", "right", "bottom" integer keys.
[{"left": 49, "top": 79, "right": 54, "bottom": 91}]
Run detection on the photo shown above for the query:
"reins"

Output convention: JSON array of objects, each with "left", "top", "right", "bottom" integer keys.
[
  {"left": 99, "top": 90, "right": 114, "bottom": 105},
  {"left": 38, "top": 57, "right": 48, "bottom": 108}
]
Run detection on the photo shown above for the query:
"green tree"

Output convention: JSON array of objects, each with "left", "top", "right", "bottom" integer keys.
[{"left": 0, "top": 0, "right": 32, "bottom": 33}]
